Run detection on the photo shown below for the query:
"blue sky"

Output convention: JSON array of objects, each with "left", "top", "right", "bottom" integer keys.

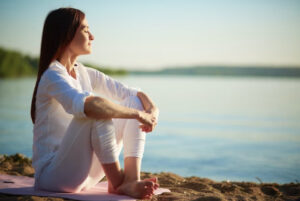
[{"left": 0, "top": 0, "right": 300, "bottom": 70}]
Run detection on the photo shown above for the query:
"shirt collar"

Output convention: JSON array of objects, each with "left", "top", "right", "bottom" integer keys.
[{"left": 51, "top": 60, "right": 79, "bottom": 71}]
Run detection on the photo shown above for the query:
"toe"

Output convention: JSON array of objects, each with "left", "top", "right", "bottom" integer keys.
[
  {"left": 145, "top": 177, "right": 159, "bottom": 189},
  {"left": 146, "top": 187, "right": 154, "bottom": 193},
  {"left": 145, "top": 181, "right": 155, "bottom": 188}
]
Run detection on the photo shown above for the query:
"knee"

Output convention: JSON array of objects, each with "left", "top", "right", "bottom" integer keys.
[{"left": 121, "top": 95, "right": 143, "bottom": 111}]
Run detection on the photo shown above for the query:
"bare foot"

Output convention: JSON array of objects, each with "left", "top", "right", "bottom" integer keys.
[{"left": 117, "top": 180, "right": 156, "bottom": 199}]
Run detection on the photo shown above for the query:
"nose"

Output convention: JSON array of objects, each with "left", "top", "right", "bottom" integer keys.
[{"left": 89, "top": 32, "right": 94, "bottom": 41}]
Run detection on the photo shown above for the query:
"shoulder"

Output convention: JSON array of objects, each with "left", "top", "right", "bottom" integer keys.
[
  {"left": 41, "top": 61, "right": 69, "bottom": 84},
  {"left": 36, "top": 62, "right": 64, "bottom": 96}
]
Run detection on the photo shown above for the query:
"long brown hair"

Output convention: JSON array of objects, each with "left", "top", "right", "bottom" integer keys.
[{"left": 31, "top": 7, "right": 85, "bottom": 123}]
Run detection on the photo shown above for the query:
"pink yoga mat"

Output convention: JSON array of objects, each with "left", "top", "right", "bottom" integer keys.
[{"left": 0, "top": 174, "right": 170, "bottom": 201}]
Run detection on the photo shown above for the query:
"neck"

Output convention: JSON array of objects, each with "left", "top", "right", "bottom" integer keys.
[{"left": 57, "top": 50, "right": 78, "bottom": 74}]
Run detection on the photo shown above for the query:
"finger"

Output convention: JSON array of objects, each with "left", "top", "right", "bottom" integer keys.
[
  {"left": 141, "top": 125, "right": 151, "bottom": 133},
  {"left": 140, "top": 125, "right": 149, "bottom": 132},
  {"left": 140, "top": 126, "right": 146, "bottom": 131}
]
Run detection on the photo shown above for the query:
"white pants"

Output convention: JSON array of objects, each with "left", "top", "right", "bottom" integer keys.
[{"left": 37, "top": 96, "right": 146, "bottom": 193}]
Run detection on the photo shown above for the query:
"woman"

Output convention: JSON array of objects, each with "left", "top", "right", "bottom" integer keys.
[{"left": 30, "top": 7, "right": 159, "bottom": 199}]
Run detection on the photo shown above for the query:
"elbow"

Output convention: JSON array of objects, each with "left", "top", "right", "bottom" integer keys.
[{"left": 84, "top": 96, "right": 95, "bottom": 118}]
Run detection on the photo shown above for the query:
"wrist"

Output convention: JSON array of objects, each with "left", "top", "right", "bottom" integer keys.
[{"left": 134, "top": 109, "right": 141, "bottom": 119}]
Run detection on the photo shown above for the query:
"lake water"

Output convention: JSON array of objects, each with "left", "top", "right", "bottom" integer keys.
[{"left": 0, "top": 76, "right": 300, "bottom": 184}]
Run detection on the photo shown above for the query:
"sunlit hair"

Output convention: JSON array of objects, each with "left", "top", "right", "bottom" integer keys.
[{"left": 30, "top": 7, "right": 85, "bottom": 123}]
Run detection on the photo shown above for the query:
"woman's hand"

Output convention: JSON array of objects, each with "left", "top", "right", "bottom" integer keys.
[
  {"left": 136, "top": 91, "right": 159, "bottom": 133},
  {"left": 136, "top": 111, "right": 158, "bottom": 133}
]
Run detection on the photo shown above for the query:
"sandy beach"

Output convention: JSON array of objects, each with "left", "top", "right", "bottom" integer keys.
[{"left": 0, "top": 153, "right": 299, "bottom": 201}]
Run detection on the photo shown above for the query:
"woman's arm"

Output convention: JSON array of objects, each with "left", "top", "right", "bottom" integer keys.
[{"left": 84, "top": 96, "right": 155, "bottom": 127}]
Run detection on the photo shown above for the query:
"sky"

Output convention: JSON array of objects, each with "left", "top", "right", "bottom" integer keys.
[{"left": 0, "top": 0, "right": 300, "bottom": 70}]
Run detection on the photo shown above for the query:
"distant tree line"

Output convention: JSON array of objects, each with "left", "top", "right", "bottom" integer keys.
[
  {"left": 0, "top": 47, "right": 38, "bottom": 78},
  {"left": 0, "top": 47, "right": 127, "bottom": 78}
]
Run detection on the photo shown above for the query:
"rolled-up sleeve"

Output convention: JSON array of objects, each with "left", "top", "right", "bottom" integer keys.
[
  {"left": 86, "top": 67, "right": 140, "bottom": 102},
  {"left": 43, "top": 69, "right": 92, "bottom": 118}
]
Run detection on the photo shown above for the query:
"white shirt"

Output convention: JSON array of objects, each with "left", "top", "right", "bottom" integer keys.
[{"left": 32, "top": 60, "right": 138, "bottom": 179}]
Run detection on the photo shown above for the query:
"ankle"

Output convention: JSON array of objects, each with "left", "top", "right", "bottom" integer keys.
[{"left": 123, "top": 175, "right": 140, "bottom": 183}]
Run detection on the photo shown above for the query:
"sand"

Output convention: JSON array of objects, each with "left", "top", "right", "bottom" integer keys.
[{"left": 0, "top": 153, "right": 300, "bottom": 201}]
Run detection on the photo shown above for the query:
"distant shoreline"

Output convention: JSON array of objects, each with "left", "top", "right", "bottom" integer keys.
[{"left": 131, "top": 66, "right": 300, "bottom": 77}]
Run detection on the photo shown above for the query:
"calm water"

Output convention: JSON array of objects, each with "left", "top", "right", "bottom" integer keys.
[{"left": 0, "top": 76, "right": 300, "bottom": 184}]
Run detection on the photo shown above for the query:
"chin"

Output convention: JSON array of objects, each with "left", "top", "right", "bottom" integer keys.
[
  {"left": 82, "top": 49, "right": 92, "bottom": 55},
  {"left": 86, "top": 48, "right": 92, "bottom": 54}
]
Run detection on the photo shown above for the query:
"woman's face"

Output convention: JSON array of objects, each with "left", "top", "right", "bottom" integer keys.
[{"left": 68, "top": 18, "right": 94, "bottom": 56}]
